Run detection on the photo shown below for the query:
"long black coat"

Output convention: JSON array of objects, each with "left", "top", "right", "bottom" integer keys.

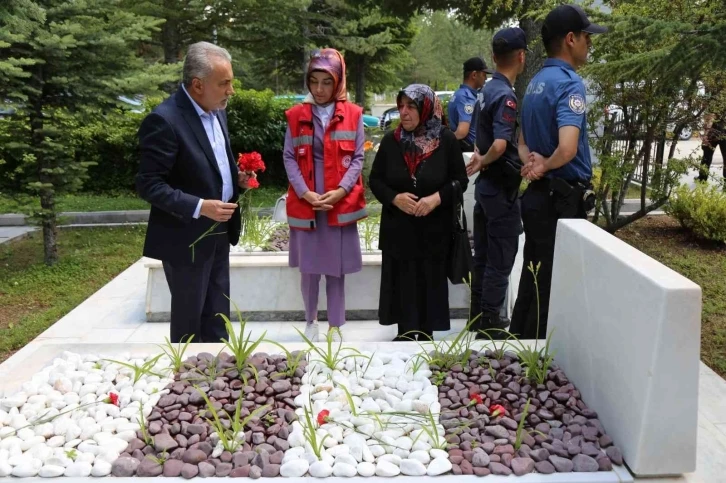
[
  {"left": 135, "top": 88, "right": 241, "bottom": 263},
  {"left": 369, "top": 129, "right": 468, "bottom": 260}
]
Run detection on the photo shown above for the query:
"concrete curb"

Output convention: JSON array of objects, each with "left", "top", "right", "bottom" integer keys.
[{"left": 0, "top": 205, "right": 388, "bottom": 227}]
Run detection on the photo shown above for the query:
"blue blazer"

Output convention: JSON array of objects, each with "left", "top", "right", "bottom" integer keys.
[{"left": 136, "top": 88, "right": 241, "bottom": 263}]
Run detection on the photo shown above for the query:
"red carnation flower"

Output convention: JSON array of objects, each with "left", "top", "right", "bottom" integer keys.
[
  {"left": 237, "top": 152, "right": 266, "bottom": 173},
  {"left": 469, "top": 393, "right": 483, "bottom": 406},
  {"left": 317, "top": 410, "right": 330, "bottom": 426},
  {"left": 489, "top": 404, "right": 506, "bottom": 418},
  {"left": 105, "top": 393, "right": 119, "bottom": 406},
  {"left": 247, "top": 177, "right": 260, "bottom": 189}
]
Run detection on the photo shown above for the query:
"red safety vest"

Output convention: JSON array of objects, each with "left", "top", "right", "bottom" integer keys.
[{"left": 284, "top": 101, "right": 367, "bottom": 231}]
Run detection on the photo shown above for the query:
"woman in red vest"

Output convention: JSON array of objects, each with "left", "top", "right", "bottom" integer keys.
[
  {"left": 282, "top": 48, "right": 367, "bottom": 342},
  {"left": 369, "top": 84, "right": 468, "bottom": 341}
]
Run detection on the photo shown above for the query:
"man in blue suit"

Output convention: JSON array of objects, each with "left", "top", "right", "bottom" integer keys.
[{"left": 136, "top": 42, "right": 253, "bottom": 343}]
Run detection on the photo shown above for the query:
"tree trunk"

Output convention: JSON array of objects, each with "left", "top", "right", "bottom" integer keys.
[
  {"left": 30, "top": 94, "right": 58, "bottom": 266},
  {"left": 355, "top": 56, "right": 366, "bottom": 106},
  {"left": 515, "top": 5, "right": 545, "bottom": 99},
  {"left": 40, "top": 191, "right": 58, "bottom": 266}
]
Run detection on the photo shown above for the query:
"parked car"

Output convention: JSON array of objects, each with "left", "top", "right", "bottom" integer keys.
[
  {"left": 379, "top": 106, "right": 400, "bottom": 130},
  {"left": 605, "top": 105, "right": 694, "bottom": 141},
  {"left": 434, "top": 91, "right": 455, "bottom": 102},
  {"left": 363, "top": 114, "right": 380, "bottom": 128}
]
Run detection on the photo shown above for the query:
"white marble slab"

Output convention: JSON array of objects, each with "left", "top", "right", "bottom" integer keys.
[
  {"left": 144, "top": 254, "right": 471, "bottom": 321},
  {"left": 548, "top": 219, "right": 702, "bottom": 477}
]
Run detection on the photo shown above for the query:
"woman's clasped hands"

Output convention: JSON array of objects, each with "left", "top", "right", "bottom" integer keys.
[
  {"left": 303, "top": 187, "right": 347, "bottom": 211},
  {"left": 393, "top": 192, "right": 441, "bottom": 217}
]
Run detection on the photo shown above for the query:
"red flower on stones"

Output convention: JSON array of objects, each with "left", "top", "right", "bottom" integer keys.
[
  {"left": 469, "top": 393, "right": 483, "bottom": 406},
  {"left": 105, "top": 393, "right": 119, "bottom": 406},
  {"left": 490, "top": 404, "right": 506, "bottom": 418},
  {"left": 317, "top": 410, "right": 330, "bottom": 426}
]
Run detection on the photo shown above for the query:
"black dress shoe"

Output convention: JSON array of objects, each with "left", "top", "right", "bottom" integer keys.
[{"left": 475, "top": 312, "right": 509, "bottom": 340}]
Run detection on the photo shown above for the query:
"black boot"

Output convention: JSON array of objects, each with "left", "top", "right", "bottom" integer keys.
[
  {"left": 475, "top": 311, "right": 509, "bottom": 340},
  {"left": 417, "top": 331, "right": 434, "bottom": 342}
]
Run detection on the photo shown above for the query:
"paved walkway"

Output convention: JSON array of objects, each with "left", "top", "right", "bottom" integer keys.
[{"left": 0, "top": 226, "right": 35, "bottom": 245}]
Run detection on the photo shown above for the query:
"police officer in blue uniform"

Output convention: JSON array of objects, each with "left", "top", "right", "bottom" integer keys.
[
  {"left": 510, "top": 4, "right": 607, "bottom": 339},
  {"left": 448, "top": 57, "right": 493, "bottom": 152},
  {"left": 465, "top": 28, "right": 528, "bottom": 338}
]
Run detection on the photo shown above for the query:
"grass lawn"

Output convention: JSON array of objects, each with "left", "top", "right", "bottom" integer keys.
[
  {"left": 0, "top": 226, "right": 146, "bottom": 363},
  {"left": 0, "top": 187, "right": 286, "bottom": 214},
  {"left": 617, "top": 216, "right": 726, "bottom": 378}
]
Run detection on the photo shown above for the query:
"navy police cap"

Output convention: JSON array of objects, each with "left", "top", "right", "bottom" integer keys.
[{"left": 492, "top": 27, "right": 530, "bottom": 54}]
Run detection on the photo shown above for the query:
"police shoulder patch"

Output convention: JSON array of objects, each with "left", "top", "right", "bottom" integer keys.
[
  {"left": 464, "top": 104, "right": 474, "bottom": 114},
  {"left": 569, "top": 94, "right": 586, "bottom": 115}
]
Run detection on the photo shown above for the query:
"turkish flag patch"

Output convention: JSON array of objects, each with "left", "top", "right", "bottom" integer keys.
[{"left": 506, "top": 99, "right": 517, "bottom": 109}]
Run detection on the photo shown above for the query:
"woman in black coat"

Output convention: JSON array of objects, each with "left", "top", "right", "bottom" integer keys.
[{"left": 369, "top": 84, "right": 469, "bottom": 341}]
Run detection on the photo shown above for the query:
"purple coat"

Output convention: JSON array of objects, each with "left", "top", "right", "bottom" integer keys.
[{"left": 282, "top": 104, "right": 364, "bottom": 277}]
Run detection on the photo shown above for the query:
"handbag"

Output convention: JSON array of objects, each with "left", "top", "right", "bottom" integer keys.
[{"left": 447, "top": 180, "right": 473, "bottom": 285}]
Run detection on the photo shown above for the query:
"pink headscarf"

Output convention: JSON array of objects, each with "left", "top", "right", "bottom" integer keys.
[{"left": 306, "top": 48, "right": 347, "bottom": 103}]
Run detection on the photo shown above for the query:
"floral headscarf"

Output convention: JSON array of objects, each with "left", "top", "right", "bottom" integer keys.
[
  {"left": 394, "top": 84, "right": 444, "bottom": 178},
  {"left": 304, "top": 48, "right": 347, "bottom": 104}
]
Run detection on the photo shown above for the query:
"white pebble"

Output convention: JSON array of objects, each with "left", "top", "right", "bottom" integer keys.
[
  {"left": 409, "top": 450, "right": 431, "bottom": 465},
  {"left": 430, "top": 449, "right": 448, "bottom": 459},
  {"left": 64, "top": 462, "right": 92, "bottom": 477},
  {"left": 378, "top": 454, "right": 401, "bottom": 466},
  {"left": 427, "top": 457, "right": 452, "bottom": 476},
  {"left": 280, "top": 459, "right": 309, "bottom": 478},
  {"left": 335, "top": 454, "right": 358, "bottom": 467},
  {"left": 11, "top": 464, "right": 39, "bottom": 477},
  {"left": 0, "top": 462, "right": 11, "bottom": 477},
  {"left": 333, "top": 462, "right": 357, "bottom": 477},
  {"left": 20, "top": 436, "right": 46, "bottom": 452},
  {"left": 45, "top": 456, "right": 72, "bottom": 468},
  {"left": 91, "top": 460, "right": 112, "bottom": 477},
  {"left": 309, "top": 461, "right": 333, "bottom": 478},
  {"left": 375, "top": 460, "right": 400, "bottom": 477},
  {"left": 38, "top": 465, "right": 65, "bottom": 477},
  {"left": 75, "top": 452, "right": 95, "bottom": 464},
  {"left": 46, "top": 436, "right": 65, "bottom": 448},
  {"left": 16, "top": 428, "right": 35, "bottom": 441},
  {"left": 357, "top": 462, "right": 376, "bottom": 477},
  {"left": 400, "top": 459, "right": 427, "bottom": 476}
]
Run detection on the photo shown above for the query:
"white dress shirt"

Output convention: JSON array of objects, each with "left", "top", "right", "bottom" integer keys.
[{"left": 181, "top": 84, "right": 234, "bottom": 219}]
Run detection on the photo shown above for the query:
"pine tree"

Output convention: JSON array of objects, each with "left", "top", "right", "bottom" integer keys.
[
  {"left": 584, "top": 0, "right": 726, "bottom": 232},
  {"left": 0, "top": 0, "right": 177, "bottom": 265},
  {"left": 380, "top": 0, "right": 549, "bottom": 97},
  {"left": 324, "top": 0, "right": 416, "bottom": 105}
]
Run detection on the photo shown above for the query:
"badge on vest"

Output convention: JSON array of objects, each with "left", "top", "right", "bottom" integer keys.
[
  {"left": 569, "top": 94, "right": 586, "bottom": 115},
  {"left": 298, "top": 147, "right": 307, "bottom": 156},
  {"left": 342, "top": 155, "right": 351, "bottom": 169}
]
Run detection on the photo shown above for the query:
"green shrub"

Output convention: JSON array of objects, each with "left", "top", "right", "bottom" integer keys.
[
  {"left": 666, "top": 183, "right": 726, "bottom": 243},
  {"left": 226, "top": 85, "right": 295, "bottom": 188},
  {"left": 1, "top": 85, "right": 297, "bottom": 194}
]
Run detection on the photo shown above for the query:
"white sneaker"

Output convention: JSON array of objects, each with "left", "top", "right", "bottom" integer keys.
[{"left": 304, "top": 321, "right": 319, "bottom": 342}]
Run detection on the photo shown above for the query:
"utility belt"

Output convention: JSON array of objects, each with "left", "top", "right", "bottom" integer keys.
[
  {"left": 529, "top": 177, "right": 596, "bottom": 218},
  {"left": 480, "top": 154, "right": 523, "bottom": 191}
]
